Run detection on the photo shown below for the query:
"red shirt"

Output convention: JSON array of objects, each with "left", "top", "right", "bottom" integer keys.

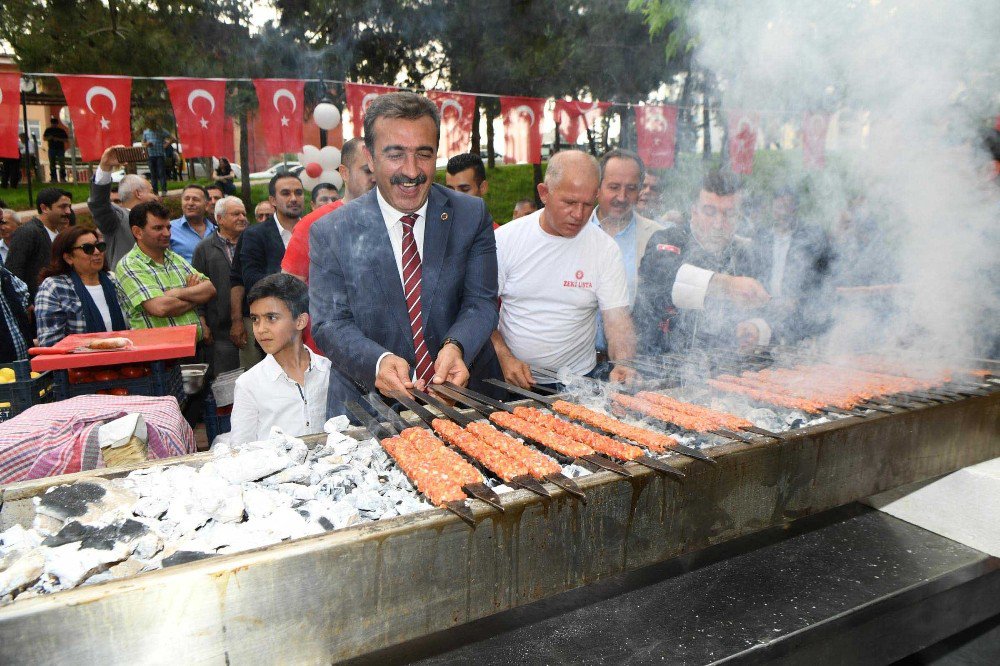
[{"left": 281, "top": 199, "right": 344, "bottom": 283}]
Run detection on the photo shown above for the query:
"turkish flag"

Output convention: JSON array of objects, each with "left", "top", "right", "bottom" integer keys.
[
  {"left": 165, "top": 78, "right": 226, "bottom": 158},
  {"left": 56, "top": 75, "right": 132, "bottom": 161},
  {"left": 500, "top": 96, "right": 546, "bottom": 165},
  {"left": 726, "top": 110, "right": 759, "bottom": 175},
  {"left": 0, "top": 72, "right": 20, "bottom": 159},
  {"left": 427, "top": 91, "right": 475, "bottom": 158},
  {"left": 221, "top": 117, "right": 236, "bottom": 162},
  {"left": 554, "top": 100, "right": 611, "bottom": 145},
  {"left": 253, "top": 79, "right": 305, "bottom": 155},
  {"left": 635, "top": 105, "right": 679, "bottom": 169},
  {"left": 345, "top": 83, "right": 398, "bottom": 138},
  {"left": 802, "top": 112, "right": 830, "bottom": 170}
]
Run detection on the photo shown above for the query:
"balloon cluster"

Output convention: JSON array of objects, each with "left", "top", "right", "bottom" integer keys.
[{"left": 299, "top": 103, "right": 344, "bottom": 192}]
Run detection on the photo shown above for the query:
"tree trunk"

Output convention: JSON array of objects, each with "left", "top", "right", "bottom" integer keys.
[
  {"left": 533, "top": 163, "right": 543, "bottom": 207},
  {"left": 702, "top": 85, "right": 712, "bottom": 160},
  {"left": 471, "top": 97, "right": 481, "bottom": 154},
  {"left": 677, "top": 65, "right": 694, "bottom": 155},
  {"left": 485, "top": 101, "right": 496, "bottom": 169},
  {"left": 239, "top": 108, "right": 251, "bottom": 204}
]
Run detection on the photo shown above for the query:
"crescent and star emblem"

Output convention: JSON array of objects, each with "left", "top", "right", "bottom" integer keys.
[
  {"left": 272, "top": 88, "right": 297, "bottom": 127},
  {"left": 513, "top": 105, "right": 535, "bottom": 127},
  {"left": 440, "top": 99, "right": 463, "bottom": 120},
  {"left": 86, "top": 86, "right": 118, "bottom": 130},
  {"left": 187, "top": 89, "right": 216, "bottom": 129},
  {"left": 361, "top": 92, "right": 380, "bottom": 113}
]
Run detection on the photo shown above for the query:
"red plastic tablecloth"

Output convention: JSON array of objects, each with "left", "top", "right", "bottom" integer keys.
[{"left": 29, "top": 326, "right": 198, "bottom": 372}]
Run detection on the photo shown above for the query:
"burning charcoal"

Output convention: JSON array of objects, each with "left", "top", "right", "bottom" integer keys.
[
  {"left": 284, "top": 440, "right": 309, "bottom": 465},
  {"left": 323, "top": 415, "right": 351, "bottom": 434},
  {"left": 0, "top": 524, "right": 43, "bottom": 555},
  {"left": 133, "top": 497, "right": 169, "bottom": 520},
  {"left": 0, "top": 550, "right": 45, "bottom": 597},
  {"left": 561, "top": 464, "right": 594, "bottom": 479},
  {"left": 164, "top": 498, "right": 211, "bottom": 536},
  {"left": 34, "top": 479, "right": 139, "bottom": 529},
  {"left": 162, "top": 551, "right": 214, "bottom": 568},
  {"left": 262, "top": 464, "right": 312, "bottom": 486},
  {"left": 241, "top": 486, "right": 292, "bottom": 520},
  {"left": 394, "top": 496, "right": 428, "bottom": 516},
  {"left": 206, "top": 447, "right": 292, "bottom": 484},
  {"left": 42, "top": 540, "right": 134, "bottom": 588},
  {"left": 42, "top": 519, "right": 147, "bottom": 551},
  {"left": 275, "top": 483, "right": 317, "bottom": 501},
  {"left": 745, "top": 408, "right": 783, "bottom": 432},
  {"left": 132, "top": 533, "right": 163, "bottom": 561}
]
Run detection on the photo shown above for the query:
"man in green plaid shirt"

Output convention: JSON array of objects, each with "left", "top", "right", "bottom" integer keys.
[{"left": 116, "top": 201, "right": 216, "bottom": 341}]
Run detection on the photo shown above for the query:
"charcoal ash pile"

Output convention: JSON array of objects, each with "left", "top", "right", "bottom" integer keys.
[{"left": 0, "top": 420, "right": 432, "bottom": 605}]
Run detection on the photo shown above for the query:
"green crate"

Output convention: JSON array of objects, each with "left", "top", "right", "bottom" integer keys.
[{"left": 0, "top": 360, "right": 55, "bottom": 422}]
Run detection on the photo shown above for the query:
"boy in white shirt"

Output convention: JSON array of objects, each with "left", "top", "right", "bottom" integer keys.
[{"left": 229, "top": 274, "right": 331, "bottom": 443}]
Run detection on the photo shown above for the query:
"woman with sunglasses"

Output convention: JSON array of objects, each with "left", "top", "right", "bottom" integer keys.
[{"left": 34, "top": 227, "right": 129, "bottom": 346}]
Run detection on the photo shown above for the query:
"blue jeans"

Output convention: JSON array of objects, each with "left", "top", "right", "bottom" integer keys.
[{"left": 148, "top": 155, "right": 167, "bottom": 194}]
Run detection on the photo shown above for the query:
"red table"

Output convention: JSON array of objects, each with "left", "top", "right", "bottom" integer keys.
[{"left": 29, "top": 326, "right": 198, "bottom": 372}]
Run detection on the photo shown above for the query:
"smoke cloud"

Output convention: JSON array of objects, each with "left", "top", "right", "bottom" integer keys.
[{"left": 688, "top": 0, "right": 1000, "bottom": 365}]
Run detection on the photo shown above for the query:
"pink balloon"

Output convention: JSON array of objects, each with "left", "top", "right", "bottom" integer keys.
[{"left": 305, "top": 162, "right": 323, "bottom": 178}]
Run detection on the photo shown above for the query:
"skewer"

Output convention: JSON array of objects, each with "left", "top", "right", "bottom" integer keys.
[
  {"left": 345, "top": 400, "right": 477, "bottom": 527},
  {"left": 392, "top": 390, "right": 550, "bottom": 502},
  {"left": 432, "top": 383, "right": 634, "bottom": 478},
  {"left": 411, "top": 389, "right": 587, "bottom": 501},
  {"left": 493, "top": 377, "right": 726, "bottom": 459}
]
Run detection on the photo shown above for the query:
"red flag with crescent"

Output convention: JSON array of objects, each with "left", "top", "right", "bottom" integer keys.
[
  {"left": 427, "top": 91, "right": 475, "bottom": 158},
  {"left": 165, "top": 78, "right": 226, "bottom": 158},
  {"left": 635, "top": 104, "right": 679, "bottom": 169},
  {"left": 726, "top": 109, "right": 759, "bottom": 175},
  {"left": 344, "top": 83, "right": 398, "bottom": 138},
  {"left": 56, "top": 75, "right": 132, "bottom": 161},
  {"left": 802, "top": 111, "right": 830, "bottom": 170},
  {"left": 0, "top": 72, "right": 20, "bottom": 159},
  {"left": 252, "top": 79, "right": 304, "bottom": 155},
  {"left": 500, "top": 96, "right": 546, "bottom": 165},
  {"left": 554, "top": 99, "right": 611, "bottom": 145}
]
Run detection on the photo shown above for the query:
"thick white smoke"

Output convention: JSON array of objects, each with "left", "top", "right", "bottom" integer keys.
[{"left": 689, "top": 0, "right": 1000, "bottom": 365}]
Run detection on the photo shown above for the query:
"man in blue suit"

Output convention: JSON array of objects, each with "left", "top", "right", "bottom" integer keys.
[{"left": 309, "top": 91, "right": 502, "bottom": 417}]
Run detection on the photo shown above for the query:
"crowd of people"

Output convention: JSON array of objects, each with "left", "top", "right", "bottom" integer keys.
[{"left": 0, "top": 90, "right": 913, "bottom": 445}]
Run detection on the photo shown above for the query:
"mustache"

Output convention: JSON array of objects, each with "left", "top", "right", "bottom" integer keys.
[{"left": 390, "top": 172, "right": 428, "bottom": 186}]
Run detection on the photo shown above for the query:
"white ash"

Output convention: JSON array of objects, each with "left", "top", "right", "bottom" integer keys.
[{"left": 0, "top": 427, "right": 436, "bottom": 606}]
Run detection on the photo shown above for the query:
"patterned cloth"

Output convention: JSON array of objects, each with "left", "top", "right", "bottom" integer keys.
[
  {"left": 0, "top": 267, "right": 30, "bottom": 361},
  {"left": 0, "top": 395, "right": 196, "bottom": 484},
  {"left": 34, "top": 273, "right": 130, "bottom": 347},
  {"left": 115, "top": 245, "right": 206, "bottom": 340}
]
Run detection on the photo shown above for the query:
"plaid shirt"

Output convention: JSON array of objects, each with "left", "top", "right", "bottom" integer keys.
[
  {"left": 0, "top": 267, "right": 30, "bottom": 359},
  {"left": 34, "top": 273, "right": 130, "bottom": 347},
  {"left": 115, "top": 245, "right": 207, "bottom": 340},
  {"left": 142, "top": 128, "right": 167, "bottom": 158}
]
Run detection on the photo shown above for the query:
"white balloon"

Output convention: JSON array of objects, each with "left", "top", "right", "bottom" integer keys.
[
  {"left": 313, "top": 103, "right": 341, "bottom": 130},
  {"left": 301, "top": 168, "right": 343, "bottom": 193},
  {"left": 319, "top": 145, "right": 342, "bottom": 169}
]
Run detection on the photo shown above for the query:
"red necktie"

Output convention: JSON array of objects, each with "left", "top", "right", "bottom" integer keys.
[{"left": 401, "top": 213, "right": 434, "bottom": 384}]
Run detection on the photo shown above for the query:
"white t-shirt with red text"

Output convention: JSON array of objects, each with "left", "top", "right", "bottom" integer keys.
[{"left": 496, "top": 210, "right": 630, "bottom": 381}]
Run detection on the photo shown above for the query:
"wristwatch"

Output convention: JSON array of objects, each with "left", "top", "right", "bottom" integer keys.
[{"left": 441, "top": 337, "right": 465, "bottom": 356}]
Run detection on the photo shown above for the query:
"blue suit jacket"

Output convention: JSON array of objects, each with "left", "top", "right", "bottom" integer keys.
[
  {"left": 309, "top": 184, "right": 502, "bottom": 417},
  {"left": 239, "top": 216, "right": 286, "bottom": 296}
]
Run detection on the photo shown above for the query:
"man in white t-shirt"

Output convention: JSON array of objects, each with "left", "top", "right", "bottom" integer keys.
[{"left": 493, "top": 151, "right": 637, "bottom": 388}]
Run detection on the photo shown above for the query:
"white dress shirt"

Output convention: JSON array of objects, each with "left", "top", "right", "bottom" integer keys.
[
  {"left": 768, "top": 232, "right": 793, "bottom": 297},
  {"left": 274, "top": 216, "right": 293, "bottom": 248},
  {"left": 373, "top": 188, "right": 430, "bottom": 376},
  {"left": 0, "top": 239, "right": 8, "bottom": 264},
  {"left": 229, "top": 346, "right": 332, "bottom": 444}
]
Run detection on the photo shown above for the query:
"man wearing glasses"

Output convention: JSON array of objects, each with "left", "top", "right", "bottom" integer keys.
[
  {"left": 254, "top": 201, "right": 275, "bottom": 224},
  {"left": 633, "top": 169, "right": 771, "bottom": 354}
]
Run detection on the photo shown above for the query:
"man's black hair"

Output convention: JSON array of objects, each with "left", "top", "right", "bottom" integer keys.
[
  {"left": 129, "top": 201, "right": 172, "bottom": 229},
  {"left": 701, "top": 169, "right": 742, "bottom": 197},
  {"left": 268, "top": 171, "right": 303, "bottom": 197},
  {"left": 341, "top": 137, "right": 364, "bottom": 167},
  {"left": 446, "top": 153, "right": 487, "bottom": 184},
  {"left": 310, "top": 182, "right": 338, "bottom": 203},
  {"left": 206, "top": 183, "right": 224, "bottom": 195},
  {"left": 36, "top": 187, "right": 71, "bottom": 213},
  {"left": 182, "top": 183, "right": 209, "bottom": 199},
  {"left": 247, "top": 273, "right": 309, "bottom": 319}
]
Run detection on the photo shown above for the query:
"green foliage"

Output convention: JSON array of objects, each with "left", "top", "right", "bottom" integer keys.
[{"left": 627, "top": 0, "right": 696, "bottom": 60}]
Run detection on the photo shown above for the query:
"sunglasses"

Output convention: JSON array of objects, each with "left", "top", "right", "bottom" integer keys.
[{"left": 72, "top": 241, "right": 107, "bottom": 255}]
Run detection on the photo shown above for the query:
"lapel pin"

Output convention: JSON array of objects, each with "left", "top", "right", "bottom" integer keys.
[{"left": 441, "top": 212, "right": 449, "bottom": 221}]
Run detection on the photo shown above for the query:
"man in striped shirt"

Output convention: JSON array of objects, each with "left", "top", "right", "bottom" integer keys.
[{"left": 116, "top": 201, "right": 216, "bottom": 341}]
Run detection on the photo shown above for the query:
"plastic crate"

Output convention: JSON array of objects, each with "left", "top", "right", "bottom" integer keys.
[
  {"left": 52, "top": 360, "right": 185, "bottom": 403},
  {"left": 0, "top": 360, "right": 55, "bottom": 422},
  {"left": 204, "top": 392, "right": 232, "bottom": 443}
]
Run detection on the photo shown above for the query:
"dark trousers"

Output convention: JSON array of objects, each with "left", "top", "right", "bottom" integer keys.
[
  {"left": 48, "top": 148, "right": 66, "bottom": 182},
  {"left": 148, "top": 156, "right": 167, "bottom": 194},
  {"left": 0, "top": 158, "right": 20, "bottom": 188}
]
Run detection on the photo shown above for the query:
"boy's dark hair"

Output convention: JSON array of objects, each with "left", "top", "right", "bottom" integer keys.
[
  {"left": 36, "top": 187, "right": 71, "bottom": 213},
  {"left": 446, "top": 153, "right": 486, "bottom": 184},
  {"left": 248, "top": 273, "right": 309, "bottom": 318},
  {"left": 268, "top": 171, "right": 303, "bottom": 197},
  {"left": 129, "top": 201, "right": 171, "bottom": 229}
]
